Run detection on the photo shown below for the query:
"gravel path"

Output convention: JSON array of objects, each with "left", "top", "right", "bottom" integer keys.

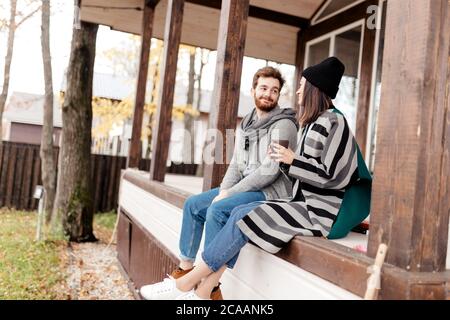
[{"left": 65, "top": 233, "right": 136, "bottom": 300}]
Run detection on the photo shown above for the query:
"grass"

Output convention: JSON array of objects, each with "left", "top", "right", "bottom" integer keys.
[
  {"left": 0, "top": 208, "right": 67, "bottom": 300},
  {"left": 93, "top": 211, "right": 118, "bottom": 243},
  {"left": 94, "top": 211, "right": 117, "bottom": 231},
  {"left": 0, "top": 208, "right": 118, "bottom": 300}
]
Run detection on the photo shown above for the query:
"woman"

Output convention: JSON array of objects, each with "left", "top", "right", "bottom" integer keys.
[{"left": 140, "top": 57, "right": 372, "bottom": 300}]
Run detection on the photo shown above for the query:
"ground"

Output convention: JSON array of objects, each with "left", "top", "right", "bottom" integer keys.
[
  {"left": 64, "top": 216, "right": 136, "bottom": 300},
  {"left": 0, "top": 209, "right": 136, "bottom": 300}
]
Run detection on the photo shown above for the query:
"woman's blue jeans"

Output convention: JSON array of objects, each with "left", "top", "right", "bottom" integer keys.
[
  {"left": 179, "top": 188, "right": 265, "bottom": 262},
  {"left": 202, "top": 201, "right": 263, "bottom": 272}
]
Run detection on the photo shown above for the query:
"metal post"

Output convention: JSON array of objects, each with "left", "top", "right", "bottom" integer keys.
[{"left": 33, "top": 186, "right": 45, "bottom": 241}]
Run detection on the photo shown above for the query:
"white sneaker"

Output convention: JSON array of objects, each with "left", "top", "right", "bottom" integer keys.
[
  {"left": 175, "top": 290, "right": 210, "bottom": 300},
  {"left": 140, "top": 278, "right": 186, "bottom": 300}
]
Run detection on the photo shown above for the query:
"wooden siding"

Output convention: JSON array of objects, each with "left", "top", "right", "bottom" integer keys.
[
  {"left": 80, "top": 0, "right": 300, "bottom": 64},
  {"left": 120, "top": 208, "right": 178, "bottom": 290}
]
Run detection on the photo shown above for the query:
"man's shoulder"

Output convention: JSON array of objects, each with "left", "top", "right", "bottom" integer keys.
[{"left": 269, "top": 118, "right": 298, "bottom": 130}]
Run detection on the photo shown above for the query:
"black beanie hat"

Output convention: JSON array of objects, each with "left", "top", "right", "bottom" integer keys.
[{"left": 302, "top": 57, "right": 345, "bottom": 99}]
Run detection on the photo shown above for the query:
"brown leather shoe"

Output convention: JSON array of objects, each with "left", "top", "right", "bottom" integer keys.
[
  {"left": 170, "top": 267, "right": 194, "bottom": 279},
  {"left": 210, "top": 283, "right": 223, "bottom": 300}
]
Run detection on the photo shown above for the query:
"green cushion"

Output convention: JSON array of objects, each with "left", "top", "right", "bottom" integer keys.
[{"left": 327, "top": 109, "right": 372, "bottom": 239}]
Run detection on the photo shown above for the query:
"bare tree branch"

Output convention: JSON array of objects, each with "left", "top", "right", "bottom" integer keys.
[{"left": 16, "top": 4, "right": 41, "bottom": 28}]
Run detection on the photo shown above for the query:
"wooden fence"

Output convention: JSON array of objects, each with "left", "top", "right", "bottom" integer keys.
[{"left": 0, "top": 141, "right": 198, "bottom": 212}]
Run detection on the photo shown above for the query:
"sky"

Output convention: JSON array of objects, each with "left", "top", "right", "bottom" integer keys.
[
  {"left": 0, "top": 1, "right": 295, "bottom": 104},
  {"left": 0, "top": 1, "right": 121, "bottom": 95}
]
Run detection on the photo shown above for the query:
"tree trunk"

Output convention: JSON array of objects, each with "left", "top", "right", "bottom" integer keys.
[
  {"left": 0, "top": 0, "right": 18, "bottom": 145},
  {"left": 40, "top": 0, "right": 56, "bottom": 223},
  {"left": 182, "top": 49, "right": 196, "bottom": 164},
  {"left": 51, "top": 14, "right": 98, "bottom": 242}
]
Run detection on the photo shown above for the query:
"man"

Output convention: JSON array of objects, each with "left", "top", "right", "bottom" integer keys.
[{"left": 140, "top": 66, "right": 298, "bottom": 300}]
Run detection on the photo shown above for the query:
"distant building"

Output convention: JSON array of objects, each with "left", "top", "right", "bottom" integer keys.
[
  {"left": 2, "top": 92, "right": 63, "bottom": 146},
  {"left": 4, "top": 72, "right": 293, "bottom": 163}
]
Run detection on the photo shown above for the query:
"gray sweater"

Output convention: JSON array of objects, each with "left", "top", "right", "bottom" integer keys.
[{"left": 220, "top": 106, "right": 298, "bottom": 200}]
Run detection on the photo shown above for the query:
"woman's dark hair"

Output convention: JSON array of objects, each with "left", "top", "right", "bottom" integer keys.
[
  {"left": 298, "top": 79, "right": 333, "bottom": 126},
  {"left": 252, "top": 66, "right": 285, "bottom": 91}
]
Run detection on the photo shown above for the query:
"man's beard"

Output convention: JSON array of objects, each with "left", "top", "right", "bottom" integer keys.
[{"left": 254, "top": 96, "right": 278, "bottom": 112}]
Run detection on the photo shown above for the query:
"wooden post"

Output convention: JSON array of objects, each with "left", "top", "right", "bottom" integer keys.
[
  {"left": 355, "top": 17, "right": 377, "bottom": 158},
  {"left": 127, "top": 3, "right": 156, "bottom": 168},
  {"left": 293, "top": 29, "right": 307, "bottom": 110},
  {"left": 202, "top": 0, "right": 250, "bottom": 191},
  {"left": 149, "top": 0, "right": 185, "bottom": 181},
  {"left": 367, "top": 0, "right": 450, "bottom": 273}
]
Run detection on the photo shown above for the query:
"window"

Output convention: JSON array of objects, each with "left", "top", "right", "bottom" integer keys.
[
  {"left": 333, "top": 26, "right": 363, "bottom": 134},
  {"left": 304, "top": 21, "right": 363, "bottom": 134},
  {"left": 367, "top": 0, "right": 387, "bottom": 173}
]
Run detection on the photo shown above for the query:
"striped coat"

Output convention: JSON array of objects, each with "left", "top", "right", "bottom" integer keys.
[{"left": 236, "top": 108, "right": 360, "bottom": 254}]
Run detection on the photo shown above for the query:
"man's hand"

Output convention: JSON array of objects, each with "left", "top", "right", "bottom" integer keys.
[
  {"left": 269, "top": 143, "right": 295, "bottom": 165},
  {"left": 212, "top": 189, "right": 229, "bottom": 203}
]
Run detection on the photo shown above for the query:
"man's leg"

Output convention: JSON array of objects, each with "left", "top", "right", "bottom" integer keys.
[{"left": 178, "top": 187, "right": 219, "bottom": 269}]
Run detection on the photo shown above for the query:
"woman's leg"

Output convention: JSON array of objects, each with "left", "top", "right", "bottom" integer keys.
[
  {"left": 203, "top": 202, "right": 262, "bottom": 269},
  {"left": 176, "top": 202, "right": 262, "bottom": 297},
  {"left": 176, "top": 258, "right": 215, "bottom": 292},
  {"left": 204, "top": 192, "right": 265, "bottom": 249},
  {"left": 195, "top": 265, "right": 227, "bottom": 299}
]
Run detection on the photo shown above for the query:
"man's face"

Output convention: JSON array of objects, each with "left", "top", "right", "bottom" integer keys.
[{"left": 251, "top": 77, "right": 281, "bottom": 112}]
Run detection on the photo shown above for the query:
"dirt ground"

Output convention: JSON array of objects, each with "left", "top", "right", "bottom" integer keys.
[{"left": 63, "top": 227, "right": 136, "bottom": 300}]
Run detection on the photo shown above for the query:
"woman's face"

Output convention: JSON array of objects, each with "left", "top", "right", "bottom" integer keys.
[{"left": 296, "top": 77, "right": 306, "bottom": 107}]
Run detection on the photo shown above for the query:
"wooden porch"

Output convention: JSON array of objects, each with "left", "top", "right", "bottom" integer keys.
[{"left": 81, "top": 0, "right": 450, "bottom": 299}]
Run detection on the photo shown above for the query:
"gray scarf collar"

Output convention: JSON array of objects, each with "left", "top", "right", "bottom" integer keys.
[{"left": 240, "top": 105, "right": 299, "bottom": 140}]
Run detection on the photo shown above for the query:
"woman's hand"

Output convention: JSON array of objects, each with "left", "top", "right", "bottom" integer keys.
[{"left": 269, "top": 143, "right": 295, "bottom": 165}]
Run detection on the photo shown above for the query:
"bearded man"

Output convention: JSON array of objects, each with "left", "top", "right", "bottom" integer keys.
[{"left": 142, "top": 67, "right": 298, "bottom": 300}]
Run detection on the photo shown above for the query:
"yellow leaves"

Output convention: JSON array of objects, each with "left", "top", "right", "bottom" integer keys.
[
  {"left": 172, "top": 104, "right": 200, "bottom": 120},
  {"left": 91, "top": 97, "right": 132, "bottom": 138},
  {"left": 61, "top": 93, "right": 199, "bottom": 139},
  {"left": 90, "top": 96, "right": 199, "bottom": 139},
  {"left": 143, "top": 102, "right": 156, "bottom": 115},
  {"left": 179, "top": 44, "right": 196, "bottom": 56}
]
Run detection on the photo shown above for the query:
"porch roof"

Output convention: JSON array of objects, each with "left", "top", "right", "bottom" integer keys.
[{"left": 80, "top": 0, "right": 327, "bottom": 65}]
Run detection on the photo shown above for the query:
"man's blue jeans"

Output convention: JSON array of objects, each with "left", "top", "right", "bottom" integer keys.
[
  {"left": 202, "top": 201, "right": 263, "bottom": 271},
  {"left": 179, "top": 188, "right": 265, "bottom": 262}
]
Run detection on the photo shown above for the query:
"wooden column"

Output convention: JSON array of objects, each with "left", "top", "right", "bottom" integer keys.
[
  {"left": 368, "top": 0, "right": 450, "bottom": 274},
  {"left": 127, "top": 3, "right": 156, "bottom": 168},
  {"left": 149, "top": 0, "right": 184, "bottom": 181},
  {"left": 292, "top": 29, "right": 307, "bottom": 110},
  {"left": 202, "top": 0, "right": 250, "bottom": 191},
  {"left": 355, "top": 16, "right": 377, "bottom": 159}
]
